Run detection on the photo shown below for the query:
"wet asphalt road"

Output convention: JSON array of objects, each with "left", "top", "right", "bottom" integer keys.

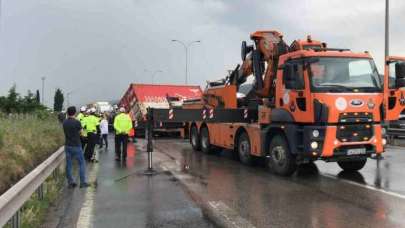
[
  {"left": 47, "top": 136, "right": 215, "bottom": 228},
  {"left": 152, "top": 138, "right": 405, "bottom": 228}
]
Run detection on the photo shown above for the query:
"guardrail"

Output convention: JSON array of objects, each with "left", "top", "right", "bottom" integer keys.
[{"left": 0, "top": 147, "right": 65, "bottom": 227}]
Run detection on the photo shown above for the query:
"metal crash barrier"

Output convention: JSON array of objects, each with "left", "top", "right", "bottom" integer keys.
[{"left": 0, "top": 147, "right": 65, "bottom": 228}]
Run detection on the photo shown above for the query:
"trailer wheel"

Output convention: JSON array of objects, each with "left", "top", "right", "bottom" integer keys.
[
  {"left": 267, "top": 135, "right": 297, "bottom": 176},
  {"left": 337, "top": 159, "right": 367, "bottom": 172},
  {"left": 190, "top": 125, "right": 201, "bottom": 151},
  {"left": 237, "top": 132, "right": 254, "bottom": 165},
  {"left": 200, "top": 127, "right": 213, "bottom": 154}
]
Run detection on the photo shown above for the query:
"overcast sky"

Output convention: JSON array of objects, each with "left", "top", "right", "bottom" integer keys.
[{"left": 0, "top": 0, "right": 404, "bottom": 107}]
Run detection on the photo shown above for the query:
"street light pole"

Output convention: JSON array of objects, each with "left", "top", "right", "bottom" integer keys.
[
  {"left": 385, "top": 0, "right": 389, "bottom": 58},
  {"left": 41, "top": 77, "right": 46, "bottom": 105},
  {"left": 66, "top": 91, "right": 73, "bottom": 108},
  {"left": 171, "top": 40, "right": 201, "bottom": 84}
]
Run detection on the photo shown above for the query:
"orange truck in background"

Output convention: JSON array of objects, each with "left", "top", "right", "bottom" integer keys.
[
  {"left": 149, "top": 30, "right": 405, "bottom": 176},
  {"left": 385, "top": 56, "right": 405, "bottom": 138}
]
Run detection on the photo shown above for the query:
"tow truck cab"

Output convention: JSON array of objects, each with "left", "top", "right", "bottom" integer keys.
[
  {"left": 384, "top": 56, "right": 405, "bottom": 139},
  {"left": 270, "top": 49, "right": 386, "bottom": 164}
]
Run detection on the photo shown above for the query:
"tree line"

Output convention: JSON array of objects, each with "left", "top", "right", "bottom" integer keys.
[{"left": 0, "top": 85, "right": 65, "bottom": 113}]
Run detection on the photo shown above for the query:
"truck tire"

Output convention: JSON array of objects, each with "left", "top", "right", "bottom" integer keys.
[
  {"left": 237, "top": 132, "right": 255, "bottom": 165},
  {"left": 200, "top": 127, "right": 214, "bottom": 154},
  {"left": 190, "top": 125, "right": 201, "bottom": 151},
  {"left": 337, "top": 159, "right": 367, "bottom": 172},
  {"left": 267, "top": 135, "right": 297, "bottom": 176}
]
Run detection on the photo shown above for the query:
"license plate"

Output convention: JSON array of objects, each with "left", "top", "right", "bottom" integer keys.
[{"left": 347, "top": 148, "right": 366, "bottom": 155}]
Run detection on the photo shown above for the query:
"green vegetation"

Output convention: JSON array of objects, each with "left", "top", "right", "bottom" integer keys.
[
  {"left": 53, "top": 88, "right": 64, "bottom": 112},
  {"left": 0, "top": 85, "right": 46, "bottom": 113},
  {"left": 0, "top": 85, "right": 66, "bottom": 227},
  {"left": 0, "top": 113, "right": 64, "bottom": 194}
]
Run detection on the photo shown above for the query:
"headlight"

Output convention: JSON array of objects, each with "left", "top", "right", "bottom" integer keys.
[
  {"left": 368, "top": 101, "right": 375, "bottom": 109},
  {"left": 312, "top": 130, "right": 320, "bottom": 138},
  {"left": 310, "top": 141, "right": 318, "bottom": 149}
]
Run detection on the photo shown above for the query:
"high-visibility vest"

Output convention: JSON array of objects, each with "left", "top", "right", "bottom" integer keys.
[
  {"left": 76, "top": 112, "right": 84, "bottom": 122},
  {"left": 114, "top": 113, "right": 133, "bottom": 135},
  {"left": 77, "top": 113, "right": 87, "bottom": 137},
  {"left": 84, "top": 115, "right": 100, "bottom": 133}
]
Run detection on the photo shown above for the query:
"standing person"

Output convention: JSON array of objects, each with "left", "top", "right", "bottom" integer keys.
[
  {"left": 77, "top": 107, "right": 88, "bottom": 150},
  {"left": 99, "top": 113, "right": 109, "bottom": 149},
  {"left": 114, "top": 107, "right": 133, "bottom": 161},
  {"left": 58, "top": 111, "right": 66, "bottom": 124},
  {"left": 84, "top": 108, "right": 100, "bottom": 162},
  {"left": 63, "top": 106, "right": 89, "bottom": 188},
  {"left": 96, "top": 112, "right": 102, "bottom": 148},
  {"left": 76, "top": 106, "right": 86, "bottom": 122}
]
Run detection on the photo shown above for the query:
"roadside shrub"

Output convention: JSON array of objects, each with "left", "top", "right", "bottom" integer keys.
[{"left": 0, "top": 113, "right": 64, "bottom": 194}]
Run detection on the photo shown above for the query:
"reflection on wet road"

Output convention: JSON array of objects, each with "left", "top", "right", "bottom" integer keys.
[
  {"left": 90, "top": 141, "right": 215, "bottom": 228},
  {"left": 154, "top": 139, "right": 405, "bottom": 227},
  {"left": 53, "top": 137, "right": 215, "bottom": 228}
]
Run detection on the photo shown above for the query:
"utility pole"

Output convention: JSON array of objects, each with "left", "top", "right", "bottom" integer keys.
[
  {"left": 41, "top": 77, "right": 46, "bottom": 105},
  {"left": 66, "top": 91, "right": 72, "bottom": 108},
  {"left": 171, "top": 40, "right": 201, "bottom": 84},
  {"left": 385, "top": 0, "right": 389, "bottom": 58}
]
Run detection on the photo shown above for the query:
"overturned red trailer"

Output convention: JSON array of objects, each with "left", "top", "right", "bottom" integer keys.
[{"left": 119, "top": 83, "right": 203, "bottom": 137}]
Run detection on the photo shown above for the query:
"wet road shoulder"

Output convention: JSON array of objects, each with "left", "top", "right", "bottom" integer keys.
[
  {"left": 152, "top": 138, "right": 405, "bottom": 228},
  {"left": 45, "top": 136, "right": 216, "bottom": 228}
]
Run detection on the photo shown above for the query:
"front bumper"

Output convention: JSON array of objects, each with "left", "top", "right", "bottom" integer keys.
[{"left": 320, "top": 124, "right": 384, "bottom": 158}]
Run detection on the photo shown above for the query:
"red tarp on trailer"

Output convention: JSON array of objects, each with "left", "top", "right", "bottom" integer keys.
[
  {"left": 119, "top": 84, "right": 203, "bottom": 120},
  {"left": 132, "top": 84, "right": 202, "bottom": 103}
]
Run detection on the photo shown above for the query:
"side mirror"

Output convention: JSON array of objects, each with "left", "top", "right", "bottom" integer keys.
[
  {"left": 241, "top": 41, "right": 253, "bottom": 61},
  {"left": 395, "top": 62, "right": 405, "bottom": 88}
]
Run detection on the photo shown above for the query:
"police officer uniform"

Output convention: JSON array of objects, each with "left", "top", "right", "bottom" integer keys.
[{"left": 114, "top": 107, "right": 133, "bottom": 161}]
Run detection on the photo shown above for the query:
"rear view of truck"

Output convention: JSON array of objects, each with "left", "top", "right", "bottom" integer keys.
[{"left": 119, "top": 83, "right": 202, "bottom": 137}]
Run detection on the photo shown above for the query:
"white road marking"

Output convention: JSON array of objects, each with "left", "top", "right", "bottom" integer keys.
[
  {"left": 322, "top": 173, "right": 405, "bottom": 200},
  {"left": 208, "top": 201, "right": 256, "bottom": 228},
  {"left": 76, "top": 152, "right": 99, "bottom": 228}
]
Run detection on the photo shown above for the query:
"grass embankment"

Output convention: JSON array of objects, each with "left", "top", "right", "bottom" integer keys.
[{"left": 0, "top": 113, "right": 64, "bottom": 194}]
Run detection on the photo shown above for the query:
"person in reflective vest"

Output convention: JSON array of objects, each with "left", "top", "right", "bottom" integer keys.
[
  {"left": 77, "top": 106, "right": 88, "bottom": 150},
  {"left": 114, "top": 107, "right": 133, "bottom": 161},
  {"left": 84, "top": 108, "right": 100, "bottom": 162}
]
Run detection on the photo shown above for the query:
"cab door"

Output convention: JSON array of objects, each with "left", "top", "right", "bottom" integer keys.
[
  {"left": 384, "top": 56, "right": 405, "bottom": 121},
  {"left": 280, "top": 60, "right": 312, "bottom": 123}
]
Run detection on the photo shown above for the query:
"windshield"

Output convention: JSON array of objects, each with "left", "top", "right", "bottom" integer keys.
[{"left": 309, "top": 57, "right": 382, "bottom": 92}]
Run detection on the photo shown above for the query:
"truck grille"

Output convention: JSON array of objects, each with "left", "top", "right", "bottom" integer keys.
[
  {"left": 336, "top": 124, "right": 373, "bottom": 142},
  {"left": 339, "top": 112, "right": 373, "bottom": 123}
]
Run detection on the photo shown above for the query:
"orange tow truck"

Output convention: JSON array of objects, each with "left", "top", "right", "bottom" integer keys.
[
  {"left": 385, "top": 56, "right": 405, "bottom": 139},
  {"left": 149, "top": 30, "right": 405, "bottom": 176}
]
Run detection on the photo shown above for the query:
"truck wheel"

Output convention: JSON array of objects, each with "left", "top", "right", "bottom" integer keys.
[
  {"left": 267, "top": 135, "right": 297, "bottom": 176},
  {"left": 200, "top": 127, "right": 213, "bottom": 154},
  {"left": 337, "top": 159, "right": 367, "bottom": 172},
  {"left": 190, "top": 125, "right": 201, "bottom": 151},
  {"left": 237, "top": 132, "right": 254, "bottom": 165}
]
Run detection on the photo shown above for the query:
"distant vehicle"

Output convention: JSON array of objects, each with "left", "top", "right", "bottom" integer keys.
[
  {"left": 94, "top": 101, "right": 113, "bottom": 114},
  {"left": 119, "top": 83, "right": 203, "bottom": 137}
]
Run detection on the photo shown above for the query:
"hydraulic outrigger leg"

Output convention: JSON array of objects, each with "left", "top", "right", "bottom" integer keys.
[{"left": 144, "top": 108, "right": 157, "bottom": 176}]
